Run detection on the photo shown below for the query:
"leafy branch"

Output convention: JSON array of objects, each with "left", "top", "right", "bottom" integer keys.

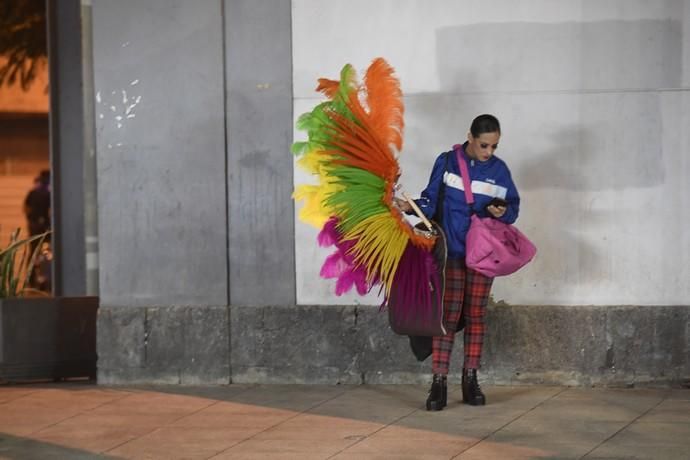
[{"left": 0, "top": 0, "right": 47, "bottom": 90}]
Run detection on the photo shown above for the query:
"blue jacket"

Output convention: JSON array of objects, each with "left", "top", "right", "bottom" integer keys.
[{"left": 415, "top": 143, "right": 520, "bottom": 259}]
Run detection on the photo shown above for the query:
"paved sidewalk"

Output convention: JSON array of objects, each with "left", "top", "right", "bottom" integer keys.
[{"left": 0, "top": 382, "right": 688, "bottom": 459}]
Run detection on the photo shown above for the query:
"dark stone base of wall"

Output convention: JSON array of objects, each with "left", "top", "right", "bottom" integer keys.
[
  {"left": 98, "top": 304, "right": 690, "bottom": 386},
  {"left": 97, "top": 305, "right": 230, "bottom": 384}
]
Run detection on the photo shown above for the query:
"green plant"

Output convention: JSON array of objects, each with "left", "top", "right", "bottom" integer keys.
[{"left": 0, "top": 228, "right": 49, "bottom": 298}]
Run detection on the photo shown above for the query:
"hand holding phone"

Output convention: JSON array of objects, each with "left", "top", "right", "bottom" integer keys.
[{"left": 486, "top": 198, "right": 508, "bottom": 218}]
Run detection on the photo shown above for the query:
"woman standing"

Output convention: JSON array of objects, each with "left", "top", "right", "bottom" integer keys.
[{"left": 396, "top": 114, "right": 521, "bottom": 410}]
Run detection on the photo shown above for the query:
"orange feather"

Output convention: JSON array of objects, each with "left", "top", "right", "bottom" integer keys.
[
  {"left": 316, "top": 78, "right": 340, "bottom": 98},
  {"left": 364, "top": 58, "right": 405, "bottom": 152}
]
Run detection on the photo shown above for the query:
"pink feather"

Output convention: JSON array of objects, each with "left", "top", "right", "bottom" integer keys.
[
  {"left": 317, "top": 217, "right": 340, "bottom": 247},
  {"left": 320, "top": 251, "right": 348, "bottom": 278},
  {"left": 317, "top": 217, "right": 372, "bottom": 295}
]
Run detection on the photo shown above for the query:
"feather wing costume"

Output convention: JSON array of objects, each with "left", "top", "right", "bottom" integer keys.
[{"left": 293, "top": 58, "right": 444, "bottom": 326}]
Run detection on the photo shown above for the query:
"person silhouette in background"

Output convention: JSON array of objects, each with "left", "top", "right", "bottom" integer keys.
[
  {"left": 24, "top": 169, "right": 51, "bottom": 240},
  {"left": 23, "top": 169, "right": 51, "bottom": 290}
]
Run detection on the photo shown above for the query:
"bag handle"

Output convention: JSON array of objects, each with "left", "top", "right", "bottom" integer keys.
[
  {"left": 453, "top": 144, "right": 475, "bottom": 206},
  {"left": 433, "top": 151, "right": 450, "bottom": 223}
]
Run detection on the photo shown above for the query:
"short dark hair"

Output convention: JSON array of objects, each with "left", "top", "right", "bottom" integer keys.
[
  {"left": 38, "top": 169, "right": 50, "bottom": 185},
  {"left": 470, "top": 114, "right": 501, "bottom": 137}
]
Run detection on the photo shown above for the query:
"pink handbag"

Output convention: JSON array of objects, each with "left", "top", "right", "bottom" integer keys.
[{"left": 455, "top": 146, "right": 536, "bottom": 277}]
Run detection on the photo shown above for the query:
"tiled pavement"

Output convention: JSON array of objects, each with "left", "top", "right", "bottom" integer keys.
[{"left": 0, "top": 382, "right": 688, "bottom": 459}]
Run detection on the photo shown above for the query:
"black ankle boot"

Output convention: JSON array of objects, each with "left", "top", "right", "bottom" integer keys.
[
  {"left": 426, "top": 374, "right": 447, "bottom": 411},
  {"left": 462, "top": 368, "right": 486, "bottom": 406}
]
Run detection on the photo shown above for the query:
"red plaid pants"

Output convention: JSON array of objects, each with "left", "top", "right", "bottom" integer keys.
[{"left": 432, "top": 258, "right": 493, "bottom": 374}]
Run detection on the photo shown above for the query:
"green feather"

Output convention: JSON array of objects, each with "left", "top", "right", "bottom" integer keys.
[{"left": 324, "top": 167, "right": 387, "bottom": 231}]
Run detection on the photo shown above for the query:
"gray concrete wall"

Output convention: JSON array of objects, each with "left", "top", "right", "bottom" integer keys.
[
  {"left": 97, "top": 305, "right": 229, "bottom": 384},
  {"left": 292, "top": 0, "right": 690, "bottom": 307},
  {"left": 230, "top": 304, "right": 690, "bottom": 387},
  {"left": 92, "top": 0, "right": 230, "bottom": 382},
  {"left": 96, "top": 303, "right": 689, "bottom": 386},
  {"left": 93, "top": 0, "right": 294, "bottom": 383},
  {"left": 92, "top": 0, "right": 228, "bottom": 307},
  {"left": 91, "top": 1, "right": 690, "bottom": 386},
  {"left": 92, "top": 0, "right": 294, "bottom": 308},
  {"left": 225, "top": 0, "right": 295, "bottom": 306}
]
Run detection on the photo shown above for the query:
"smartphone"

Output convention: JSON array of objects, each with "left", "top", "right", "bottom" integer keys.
[{"left": 487, "top": 197, "right": 508, "bottom": 208}]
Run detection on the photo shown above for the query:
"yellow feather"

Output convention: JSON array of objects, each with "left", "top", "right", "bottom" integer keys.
[
  {"left": 293, "top": 185, "right": 330, "bottom": 228},
  {"left": 343, "top": 214, "right": 410, "bottom": 295}
]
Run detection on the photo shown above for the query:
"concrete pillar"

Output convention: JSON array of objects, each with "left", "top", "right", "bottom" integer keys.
[
  {"left": 92, "top": 0, "right": 228, "bottom": 308},
  {"left": 93, "top": 0, "right": 230, "bottom": 383},
  {"left": 47, "top": 0, "right": 87, "bottom": 296},
  {"left": 81, "top": 0, "right": 99, "bottom": 296},
  {"left": 224, "top": 0, "right": 295, "bottom": 306}
]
